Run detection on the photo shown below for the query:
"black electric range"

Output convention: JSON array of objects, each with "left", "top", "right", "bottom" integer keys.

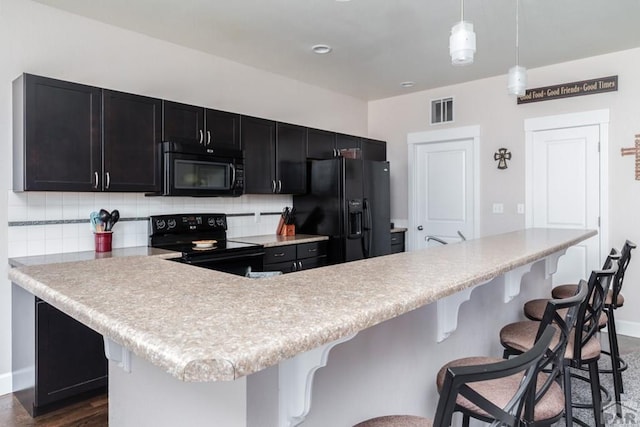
[{"left": 149, "top": 213, "right": 264, "bottom": 276}]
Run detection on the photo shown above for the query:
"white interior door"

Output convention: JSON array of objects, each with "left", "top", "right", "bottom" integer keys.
[
  {"left": 530, "top": 125, "right": 601, "bottom": 284},
  {"left": 415, "top": 139, "right": 475, "bottom": 248}
]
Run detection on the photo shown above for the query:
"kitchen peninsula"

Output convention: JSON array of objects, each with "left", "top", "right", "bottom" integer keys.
[{"left": 9, "top": 228, "right": 596, "bottom": 427}]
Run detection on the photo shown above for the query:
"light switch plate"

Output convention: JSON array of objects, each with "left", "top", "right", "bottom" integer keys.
[
  {"left": 492, "top": 203, "right": 504, "bottom": 214},
  {"left": 517, "top": 203, "right": 525, "bottom": 214}
]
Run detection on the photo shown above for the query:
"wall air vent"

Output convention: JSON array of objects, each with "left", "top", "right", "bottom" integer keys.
[{"left": 431, "top": 97, "right": 454, "bottom": 125}]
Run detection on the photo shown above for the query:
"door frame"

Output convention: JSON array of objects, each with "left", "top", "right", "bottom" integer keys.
[
  {"left": 407, "top": 125, "right": 481, "bottom": 251},
  {"left": 524, "top": 109, "right": 609, "bottom": 262}
]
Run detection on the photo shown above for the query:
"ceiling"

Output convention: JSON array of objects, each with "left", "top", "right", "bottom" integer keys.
[{"left": 34, "top": 0, "right": 640, "bottom": 101}]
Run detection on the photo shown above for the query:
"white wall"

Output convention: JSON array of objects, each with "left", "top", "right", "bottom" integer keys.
[
  {"left": 0, "top": 0, "right": 369, "bottom": 395},
  {"left": 369, "top": 47, "right": 640, "bottom": 331}
]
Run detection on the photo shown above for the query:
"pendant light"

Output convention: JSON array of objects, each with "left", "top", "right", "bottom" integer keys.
[
  {"left": 508, "top": 0, "right": 527, "bottom": 95},
  {"left": 449, "top": 0, "right": 476, "bottom": 65}
]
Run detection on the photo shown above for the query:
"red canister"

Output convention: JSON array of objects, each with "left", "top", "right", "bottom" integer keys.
[{"left": 94, "top": 231, "right": 113, "bottom": 252}]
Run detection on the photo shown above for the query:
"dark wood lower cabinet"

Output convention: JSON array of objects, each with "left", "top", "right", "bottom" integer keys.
[
  {"left": 263, "top": 241, "right": 327, "bottom": 274},
  {"left": 390, "top": 231, "right": 406, "bottom": 253},
  {"left": 12, "top": 284, "right": 107, "bottom": 417}
]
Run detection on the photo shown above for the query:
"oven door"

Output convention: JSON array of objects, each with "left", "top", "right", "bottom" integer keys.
[
  {"left": 163, "top": 151, "right": 243, "bottom": 197},
  {"left": 177, "top": 250, "right": 265, "bottom": 277}
]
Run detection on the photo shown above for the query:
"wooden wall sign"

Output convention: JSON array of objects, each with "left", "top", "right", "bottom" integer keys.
[{"left": 517, "top": 75, "right": 618, "bottom": 104}]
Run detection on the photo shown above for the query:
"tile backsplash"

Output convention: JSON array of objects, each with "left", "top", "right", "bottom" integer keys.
[{"left": 7, "top": 191, "right": 291, "bottom": 258}]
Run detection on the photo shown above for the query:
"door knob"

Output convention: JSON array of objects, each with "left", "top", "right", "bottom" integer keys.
[{"left": 417, "top": 225, "right": 424, "bottom": 230}]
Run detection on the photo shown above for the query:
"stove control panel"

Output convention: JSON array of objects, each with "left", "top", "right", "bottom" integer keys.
[{"left": 149, "top": 213, "right": 227, "bottom": 235}]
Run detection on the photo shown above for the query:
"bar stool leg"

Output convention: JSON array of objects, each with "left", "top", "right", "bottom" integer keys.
[
  {"left": 607, "top": 308, "right": 624, "bottom": 417},
  {"left": 589, "top": 361, "right": 604, "bottom": 427},
  {"left": 563, "top": 363, "right": 574, "bottom": 426}
]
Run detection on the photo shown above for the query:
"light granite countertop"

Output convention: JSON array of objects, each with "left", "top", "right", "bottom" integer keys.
[
  {"left": 8, "top": 228, "right": 595, "bottom": 383},
  {"left": 229, "top": 234, "right": 328, "bottom": 247}
]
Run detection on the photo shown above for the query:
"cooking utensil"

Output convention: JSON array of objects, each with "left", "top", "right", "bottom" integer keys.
[
  {"left": 98, "top": 209, "right": 111, "bottom": 231},
  {"left": 106, "top": 209, "right": 120, "bottom": 231},
  {"left": 90, "top": 211, "right": 100, "bottom": 232}
]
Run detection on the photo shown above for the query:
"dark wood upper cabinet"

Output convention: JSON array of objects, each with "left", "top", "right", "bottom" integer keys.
[
  {"left": 276, "top": 123, "right": 307, "bottom": 194},
  {"left": 241, "top": 116, "right": 276, "bottom": 194},
  {"left": 242, "top": 117, "right": 307, "bottom": 195},
  {"left": 163, "top": 100, "right": 240, "bottom": 151},
  {"left": 13, "top": 74, "right": 102, "bottom": 191},
  {"left": 361, "top": 138, "right": 387, "bottom": 161},
  {"left": 103, "top": 90, "right": 162, "bottom": 192},
  {"left": 307, "top": 128, "right": 337, "bottom": 159},
  {"left": 336, "top": 133, "right": 387, "bottom": 161}
]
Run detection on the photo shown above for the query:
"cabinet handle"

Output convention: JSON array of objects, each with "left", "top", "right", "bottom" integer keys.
[
  {"left": 298, "top": 261, "right": 303, "bottom": 270},
  {"left": 94, "top": 171, "right": 99, "bottom": 189},
  {"left": 308, "top": 248, "right": 317, "bottom": 253},
  {"left": 292, "top": 261, "right": 297, "bottom": 272},
  {"left": 391, "top": 237, "right": 398, "bottom": 243},
  {"left": 333, "top": 148, "right": 337, "bottom": 157},
  {"left": 207, "top": 130, "right": 211, "bottom": 146},
  {"left": 273, "top": 252, "right": 286, "bottom": 257},
  {"left": 271, "top": 180, "right": 276, "bottom": 193},
  {"left": 106, "top": 172, "right": 111, "bottom": 189},
  {"left": 277, "top": 180, "right": 282, "bottom": 193},
  {"left": 199, "top": 130, "right": 204, "bottom": 145}
]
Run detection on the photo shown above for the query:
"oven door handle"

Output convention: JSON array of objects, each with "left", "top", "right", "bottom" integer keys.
[{"left": 181, "top": 250, "right": 265, "bottom": 265}]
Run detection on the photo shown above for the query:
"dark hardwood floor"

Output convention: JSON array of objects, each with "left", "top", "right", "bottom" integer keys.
[{"left": 0, "top": 393, "right": 107, "bottom": 427}]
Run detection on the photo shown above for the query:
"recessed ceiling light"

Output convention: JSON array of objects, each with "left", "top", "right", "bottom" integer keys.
[
  {"left": 400, "top": 81, "right": 415, "bottom": 88},
  {"left": 312, "top": 44, "right": 332, "bottom": 54}
]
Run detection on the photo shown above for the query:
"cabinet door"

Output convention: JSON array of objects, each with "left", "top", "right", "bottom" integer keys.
[
  {"left": 336, "top": 133, "right": 361, "bottom": 154},
  {"left": 241, "top": 116, "right": 276, "bottom": 194},
  {"left": 307, "top": 128, "right": 336, "bottom": 159},
  {"left": 206, "top": 109, "right": 241, "bottom": 151},
  {"left": 17, "top": 74, "right": 102, "bottom": 191},
  {"left": 36, "top": 301, "right": 107, "bottom": 407},
  {"left": 361, "top": 138, "right": 387, "bottom": 161},
  {"left": 103, "top": 90, "right": 162, "bottom": 192},
  {"left": 276, "top": 123, "right": 307, "bottom": 194},
  {"left": 162, "top": 100, "right": 205, "bottom": 146}
]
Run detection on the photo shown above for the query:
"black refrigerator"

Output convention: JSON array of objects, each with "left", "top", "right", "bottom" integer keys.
[{"left": 294, "top": 158, "right": 391, "bottom": 264}]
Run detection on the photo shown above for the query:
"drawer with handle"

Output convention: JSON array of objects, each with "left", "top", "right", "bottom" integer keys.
[
  {"left": 296, "top": 241, "right": 327, "bottom": 260},
  {"left": 263, "top": 245, "right": 296, "bottom": 264}
]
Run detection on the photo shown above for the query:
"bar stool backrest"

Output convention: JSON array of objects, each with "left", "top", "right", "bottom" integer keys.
[
  {"left": 524, "top": 279, "right": 589, "bottom": 419},
  {"left": 433, "top": 326, "right": 556, "bottom": 427},
  {"left": 572, "top": 249, "right": 620, "bottom": 361},
  {"left": 610, "top": 240, "right": 637, "bottom": 309}
]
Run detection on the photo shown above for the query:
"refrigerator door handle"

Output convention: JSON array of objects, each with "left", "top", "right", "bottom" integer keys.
[{"left": 363, "top": 199, "right": 373, "bottom": 258}]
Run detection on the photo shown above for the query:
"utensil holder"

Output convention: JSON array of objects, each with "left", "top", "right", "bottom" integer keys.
[
  {"left": 94, "top": 231, "right": 113, "bottom": 252},
  {"left": 281, "top": 224, "right": 295, "bottom": 236}
]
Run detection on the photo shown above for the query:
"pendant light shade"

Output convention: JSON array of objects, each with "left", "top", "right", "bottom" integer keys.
[
  {"left": 449, "top": 21, "right": 476, "bottom": 65},
  {"left": 508, "top": 65, "right": 527, "bottom": 96},
  {"left": 449, "top": 0, "right": 475, "bottom": 66},
  {"left": 508, "top": 0, "right": 527, "bottom": 95}
]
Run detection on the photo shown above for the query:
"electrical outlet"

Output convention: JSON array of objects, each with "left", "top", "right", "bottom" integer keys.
[
  {"left": 492, "top": 203, "right": 504, "bottom": 214},
  {"left": 517, "top": 203, "right": 525, "bottom": 214}
]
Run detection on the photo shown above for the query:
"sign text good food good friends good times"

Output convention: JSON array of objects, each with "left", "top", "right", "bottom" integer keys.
[{"left": 517, "top": 75, "right": 617, "bottom": 104}]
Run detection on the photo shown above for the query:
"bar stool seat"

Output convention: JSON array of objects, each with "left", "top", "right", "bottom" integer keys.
[
  {"left": 500, "top": 320, "right": 601, "bottom": 361},
  {"left": 552, "top": 284, "right": 624, "bottom": 306},
  {"left": 523, "top": 298, "right": 607, "bottom": 328},
  {"left": 354, "top": 415, "right": 432, "bottom": 427},
  {"left": 435, "top": 356, "right": 565, "bottom": 422}
]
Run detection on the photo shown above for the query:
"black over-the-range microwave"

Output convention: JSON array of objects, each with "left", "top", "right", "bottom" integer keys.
[{"left": 157, "top": 141, "right": 244, "bottom": 197}]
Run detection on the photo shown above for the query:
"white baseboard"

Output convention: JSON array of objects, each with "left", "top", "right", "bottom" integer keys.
[
  {"left": 0, "top": 371, "right": 12, "bottom": 396},
  {"left": 615, "top": 319, "right": 640, "bottom": 339}
]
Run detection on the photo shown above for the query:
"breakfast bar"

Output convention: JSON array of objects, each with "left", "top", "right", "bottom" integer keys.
[{"left": 9, "top": 228, "right": 596, "bottom": 426}]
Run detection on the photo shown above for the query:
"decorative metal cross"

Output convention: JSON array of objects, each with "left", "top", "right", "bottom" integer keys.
[
  {"left": 620, "top": 134, "right": 640, "bottom": 180},
  {"left": 494, "top": 148, "right": 512, "bottom": 170}
]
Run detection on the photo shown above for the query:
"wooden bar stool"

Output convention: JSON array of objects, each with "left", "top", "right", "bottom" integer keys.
[
  {"left": 524, "top": 244, "right": 634, "bottom": 417},
  {"left": 354, "top": 326, "right": 556, "bottom": 427},
  {"left": 552, "top": 240, "right": 635, "bottom": 417},
  {"left": 502, "top": 262, "right": 618, "bottom": 427}
]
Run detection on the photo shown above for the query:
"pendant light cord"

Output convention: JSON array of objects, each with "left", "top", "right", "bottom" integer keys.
[{"left": 515, "top": 0, "right": 520, "bottom": 66}]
